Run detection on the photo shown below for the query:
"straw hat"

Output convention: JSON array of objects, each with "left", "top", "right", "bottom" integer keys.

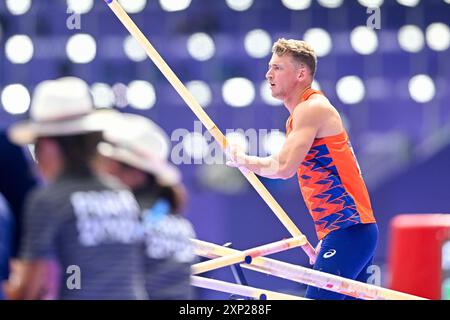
[
  {"left": 8, "top": 77, "right": 118, "bottom": 145},
  {"left": 98, "top": 113, "right": 181, "bottom": 187}
]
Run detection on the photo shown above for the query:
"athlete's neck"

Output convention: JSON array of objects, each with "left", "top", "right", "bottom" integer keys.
[{"left": 285, "top": 85, "right": 312, "bottom": 115}]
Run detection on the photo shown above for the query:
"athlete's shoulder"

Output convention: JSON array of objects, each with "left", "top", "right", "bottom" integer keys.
[
  {"left": 304, "top": 92, "right": 333, "bottom": 109},
  {"left": 293, "top": 94, "right": 332, "bottom": 123}
]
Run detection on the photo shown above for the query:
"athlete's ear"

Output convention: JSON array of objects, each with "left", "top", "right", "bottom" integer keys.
[{"left": 297, "top": 64, "right": 306, "bottom": 81}]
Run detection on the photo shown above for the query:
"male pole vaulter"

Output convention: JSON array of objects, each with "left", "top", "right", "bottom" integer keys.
[{"left": 227, "top": 39, "right": 378, "bottom": 300}]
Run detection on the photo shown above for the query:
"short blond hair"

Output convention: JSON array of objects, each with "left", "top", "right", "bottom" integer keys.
[{"left": 272, "top": 38, "right": 317, "bottom": 77}]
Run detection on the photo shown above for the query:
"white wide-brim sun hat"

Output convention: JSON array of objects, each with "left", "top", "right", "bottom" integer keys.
[
  {"left": 98, "top": 113, "right": 181, "bottom": 187},
  {"left": 8, "top": 77, "right": 119, "bottom": 145}
]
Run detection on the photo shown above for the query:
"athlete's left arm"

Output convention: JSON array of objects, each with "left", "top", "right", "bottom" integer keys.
[{"left": 227, "top": 101, "right": 325, "bottom": 179}]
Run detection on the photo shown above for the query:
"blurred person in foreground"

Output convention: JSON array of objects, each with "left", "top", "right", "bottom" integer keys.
[
  {"left": 0, "top": 193, "right": 13, "bottom": 300},
  {"left": 227, "top": 39, "right": 378, "bottom": 300},
  {"left": 3, "top": 77, "right": 147, "bottom": 300},
  {"left": 0, "top": 133, "right": 38, "bottom": 299},
  {"left": 95, "top": 113, "right": 196, "bottom": 300}
]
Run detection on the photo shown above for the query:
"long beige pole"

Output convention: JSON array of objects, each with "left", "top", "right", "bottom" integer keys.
[
  {"left": 191, "top": 276, "right": 307, "bottom": 300},
  {"left": 103, "top": 0, "right": 317, "bottom": 263},
  {"left": 193, "top": 239, "right": 427, "bottom": 300},
  {"left": 192, "top": 236, "right": 305, "bottom": 275}
]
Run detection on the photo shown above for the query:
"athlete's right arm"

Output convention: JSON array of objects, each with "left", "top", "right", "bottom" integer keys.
[
  {"left": 226, "top": 100, "right": 328, "bottom": 179},
  {"left": 266, "top": 100, "right": 328, "bottom": 179}
]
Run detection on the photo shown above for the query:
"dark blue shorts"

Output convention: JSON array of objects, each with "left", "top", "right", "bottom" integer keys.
[{"left": 305, "top": 223, "right": 378, "bottom": 300}]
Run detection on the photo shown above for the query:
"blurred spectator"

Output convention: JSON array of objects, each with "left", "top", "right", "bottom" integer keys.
[
  {"left": 0, "top": 193, "right": 13, "bottom": 300},
  {"left": 0, "top": 132, "right": 38, "bottom": 300},
  {"left": 3, "top": 77, "right": 147, "bottom": 300},
  {"left": 96, "top": 113, "right": 197, "bottom": 300}
]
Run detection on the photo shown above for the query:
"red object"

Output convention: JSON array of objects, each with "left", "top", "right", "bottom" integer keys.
[{"left": 388, "top": 214, "right": 450, "bottom": 300}]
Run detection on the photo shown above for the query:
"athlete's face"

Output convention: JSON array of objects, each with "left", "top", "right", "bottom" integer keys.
[{"left": 265, "top": 53, "right": 304, "bottom": 100}]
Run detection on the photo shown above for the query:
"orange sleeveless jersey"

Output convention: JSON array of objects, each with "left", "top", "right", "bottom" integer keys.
[{"left": 286, "top": 88, "right": 376, "bottom": 240}]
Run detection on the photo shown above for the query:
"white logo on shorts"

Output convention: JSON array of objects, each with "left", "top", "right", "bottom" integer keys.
[{"left": 323, "top": 249, "right": 337, "bottom": 259}]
